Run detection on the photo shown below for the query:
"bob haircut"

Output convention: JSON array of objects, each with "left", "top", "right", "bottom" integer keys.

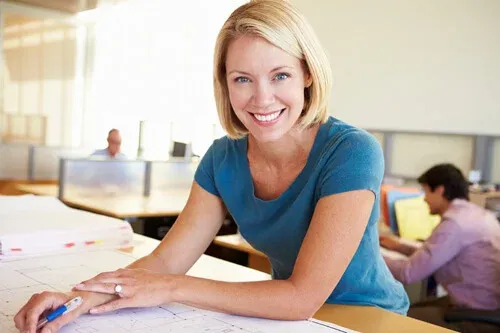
[{"left": 214, "top": 0, "right": 332, "bottom": 139}]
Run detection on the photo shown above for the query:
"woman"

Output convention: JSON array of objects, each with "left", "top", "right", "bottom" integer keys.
[{"left": 15, "top": 1, "right": 408, "bottom": 332}]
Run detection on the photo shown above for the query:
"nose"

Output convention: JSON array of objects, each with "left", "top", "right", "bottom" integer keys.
[{"left": 251, "top": 80, "right": 275, "bottom": 109}]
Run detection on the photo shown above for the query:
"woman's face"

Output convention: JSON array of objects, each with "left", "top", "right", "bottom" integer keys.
[{"left": 225, "top": 35, "right": 311, "bottom": 143}]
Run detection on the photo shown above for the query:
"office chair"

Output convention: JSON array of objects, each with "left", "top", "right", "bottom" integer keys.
[{"left": 444, "top": 308, "right": 500, "bottom": 326}]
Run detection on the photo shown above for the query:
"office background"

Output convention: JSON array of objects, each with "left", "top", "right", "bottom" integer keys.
[{"left": 0, "top": 0, "right": 499, "bottom": 183}]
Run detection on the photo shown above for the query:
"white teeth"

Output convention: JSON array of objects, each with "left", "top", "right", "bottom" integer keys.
[{"left": 253, "top": 110, "right": 282, "bottom": 122}]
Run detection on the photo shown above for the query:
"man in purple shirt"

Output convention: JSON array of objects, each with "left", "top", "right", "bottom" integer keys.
[{"left": 380, "top": 164, "right": 500, "bottom": 332}]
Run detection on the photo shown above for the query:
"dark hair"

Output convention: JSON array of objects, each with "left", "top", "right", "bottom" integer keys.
[{"left": 417, "top": 164, "right": 469, "bottom": 201}]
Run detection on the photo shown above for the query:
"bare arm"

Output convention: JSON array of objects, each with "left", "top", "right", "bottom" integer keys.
[
  {"left": 385, "top": 220, "right": 462, "bottom": 285},
  {"left": 162, "top": 190, "right": 375, "bottom": 320},
  {"left": 16, "top": 181, "right": 227, "bottom": 333},
  {"left": 128, "top": 181, "right": 227, "bottom": 274},
  {"left": 380, "top": 235, "right": 419, "bottom": 256}
]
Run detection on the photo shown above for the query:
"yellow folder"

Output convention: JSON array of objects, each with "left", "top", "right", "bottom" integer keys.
[{"left": 394, "top": 196, "right": 441, "bottom": 240}]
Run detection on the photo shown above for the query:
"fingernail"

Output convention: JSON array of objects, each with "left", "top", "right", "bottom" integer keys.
[
  {"left": 74, "top": 283, "right": 84, "bottom": 289},
  {"left": 89, "top": 308, "right": 97, "bottom": 314}
]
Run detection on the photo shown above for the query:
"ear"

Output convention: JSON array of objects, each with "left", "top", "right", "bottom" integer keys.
[
  {"left": 304, "top": 73, "right": 313, "bottom": 88},
  {"left": 435, "top": 185, "right": 445, "bottom": 197}
]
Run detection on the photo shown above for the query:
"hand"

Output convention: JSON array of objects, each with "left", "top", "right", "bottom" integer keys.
[
  {"left": 72, "top": 268, "right": 176, "bottom": 314},
  {"left": 379, "top": 235, "right": 401, "bottom": 251},
  {"left": 14, "top": 291, "right": 92, "bottom": 333}
]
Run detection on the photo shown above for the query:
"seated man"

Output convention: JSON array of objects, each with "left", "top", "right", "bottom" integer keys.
[
  {"left": 85, "top": 129, "right": 139, "bottom": 189},
  {"left": 91, "top": 128, "right": 127, "bottom": 159},
  {"left": 380, "top": 164, "right": 500, "bottom": 332}
]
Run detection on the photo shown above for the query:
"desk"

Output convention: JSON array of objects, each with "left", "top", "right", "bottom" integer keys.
[
  {"left": 133, "top": 234, "right": 452, "bottom": 332},
  {"left": 16, "top": 184, "right": 59, "bottom": 196},
  {"left": 213, "top": 234, "right": 271, "bottom": 273},
  {"left": 470, "top": 190, "right": 500, "bottom": 209},
  {"left": 16, "top": 184, "right": 190, "bottom": 219}
]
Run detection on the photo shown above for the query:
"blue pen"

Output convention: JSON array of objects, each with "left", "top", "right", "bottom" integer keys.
[{"left": 36, "top": 296, "right": 83, "bottom": 330}]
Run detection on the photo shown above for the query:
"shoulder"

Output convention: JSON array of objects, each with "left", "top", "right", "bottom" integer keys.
[
  {"left": 320, "top": 117, "right": 383, "bottom": 160},
  {"left": 314, "top": 117, "right": 385, "bottom": 198},
  {"left": 316, "top": 117, "right": 384, "bottom": 175},
  {"left": 194, "top": 135, "right": 245, "bottom": 196},
  {"left": 91, "top": 149, "right": 107, "bottom": 156},
  {"left": 196, "top": 135, "right": 245, "bottom": 176},
  {"left": 444, "top": 199, "right": 498, "bottom": 231},
  {"left": 204, "top": 135, "right": 245, "bottom": 166}
]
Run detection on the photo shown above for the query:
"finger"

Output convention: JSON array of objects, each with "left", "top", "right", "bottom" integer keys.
[
  {"left": 89, "top": 298, "right": 132, "bottom": 314},
  {"left": 73, "top": 282, "right": 122, "bottom": 295},
  {"left": 24, "top": 292, "right": 67, "bottom": 333},
  {"left": 76, "top": 271, "right": 133, "bottom": 287},
  {"left": 14, "top": 293, "right": 39, "bottom": 330},
  {"left": 78, "top": 270, "right": 121, "bottom": 285},
  {"left": 74, "top": 276, "right": 133, "bottom": 288},
  {"left": 78, "top": 283, "right": 135, "bottom": 299}
]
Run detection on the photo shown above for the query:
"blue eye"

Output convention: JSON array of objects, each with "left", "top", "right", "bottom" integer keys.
[
  {"left": 274, "top": 73, "right": 289, "bottom": 81},
  {"left": 235, "top": 76, "right": 250, "bottom": 83}
]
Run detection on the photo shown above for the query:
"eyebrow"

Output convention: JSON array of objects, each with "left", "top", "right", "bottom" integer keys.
[{"left": 227, "top": 66, "right": 295, "bottom": 76}]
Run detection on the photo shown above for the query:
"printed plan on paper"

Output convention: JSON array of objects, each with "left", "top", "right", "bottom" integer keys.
[{"left": 0, "top": 250, "right": 357, "bottom": 333}]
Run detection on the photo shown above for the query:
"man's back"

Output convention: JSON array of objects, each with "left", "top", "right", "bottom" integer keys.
[{"left": 435, "top": 199, "right": 500, "bottom": 309}]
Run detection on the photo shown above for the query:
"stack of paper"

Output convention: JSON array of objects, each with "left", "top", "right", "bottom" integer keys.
[{"left": 0, "top": 195, "right": 134, "bottom": 260}]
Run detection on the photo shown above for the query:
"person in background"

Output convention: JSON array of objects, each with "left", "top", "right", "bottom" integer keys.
[
  {"left": 15, "top": 1, "right": 408, "bottom": 332},
  {"left": 91, "top": 129, "right": 127, "bottom": 159},
  {"left": 380, "top": 163, "right": 500, "bottom": 332}
]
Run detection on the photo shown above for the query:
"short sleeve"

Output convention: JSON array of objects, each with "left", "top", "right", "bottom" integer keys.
[
  {"left": 194, "top": 143, "right": 220, "bottom": 197},
  {"left": 317, "top": 130, "right": 384, "bottom": 199}
]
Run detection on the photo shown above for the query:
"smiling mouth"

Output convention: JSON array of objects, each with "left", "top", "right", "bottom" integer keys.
[{"left": 250, "top": 108, "right": 286, "bottom": 122}]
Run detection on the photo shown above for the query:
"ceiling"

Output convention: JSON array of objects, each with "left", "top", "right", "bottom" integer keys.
[{"left": 3, "top": 0, "right": 98, "bottom": 13}]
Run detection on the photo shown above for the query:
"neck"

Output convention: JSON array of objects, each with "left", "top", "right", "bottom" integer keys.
[
  {"left": 107, "top": 148, "right": 117, "bottom": 157},
  {"left": 437, "top": 199, "right": 452, "bottom": 217},
  {"left": 247, "top": 124, "right": 319, "bottom": 169}
]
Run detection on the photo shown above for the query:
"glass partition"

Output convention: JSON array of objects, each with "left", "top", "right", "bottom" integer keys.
[
  {"left": 150, "top": 160, "right": 198, "bottom": 191},
  {"left": 492, "top": 138, "right": 500, "bottom": 184},
  {"left": 32, "top": 146, "right": 93, "bottom": 180},
  {"left": 59, "top": 158, "right": 147, "bottom": 198},
  {"left": 0, "top": 143, "right": 30, "bottom": 179}
]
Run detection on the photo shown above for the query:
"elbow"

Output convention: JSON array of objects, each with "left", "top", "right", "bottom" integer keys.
[
  {"left": 286, "top": 279, "right": 327, "bottom": 320},
  {"left": 298, "top": 304, "right": 322, "bottom": 320},
  {"left": 289, "top": 292, "right": 325, "bottom": 320}
]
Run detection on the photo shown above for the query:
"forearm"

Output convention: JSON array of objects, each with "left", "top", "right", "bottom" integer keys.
[
  {"left": 396, "top": 243, "right": 417, "bottom": 256},
  {"left": 172, "top": 276, "right": 314, "bottom": 321}
]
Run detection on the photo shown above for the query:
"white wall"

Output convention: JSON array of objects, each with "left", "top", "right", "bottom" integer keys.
[
  {"left": 390, "top": 133, "right": 474, "bottom": 178},
  {"left": 2, "top": 19, "right": 82, "bottom": 146},
  {"left": 292, "top": 0, "right": 500, "bottom": 135}
]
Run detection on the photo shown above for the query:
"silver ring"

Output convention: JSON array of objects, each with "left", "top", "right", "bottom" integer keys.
[{"left": 114, "top": 284, "right": 122, "bottom": 294}]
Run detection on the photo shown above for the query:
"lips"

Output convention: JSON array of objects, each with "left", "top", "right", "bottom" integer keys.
[{"left": 250, "top": 108, "right": 286, "bottom": 122}]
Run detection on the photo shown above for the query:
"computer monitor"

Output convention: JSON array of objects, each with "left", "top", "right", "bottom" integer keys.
[{"left": 172, "top": 141, "right": 187, "bottom": 157}]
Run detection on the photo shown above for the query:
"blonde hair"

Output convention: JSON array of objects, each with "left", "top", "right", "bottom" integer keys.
[{"left": 214, "top": 0, "right": 332, "bottom": 139}]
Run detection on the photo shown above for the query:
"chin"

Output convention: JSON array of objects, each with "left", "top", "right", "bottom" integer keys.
[
  {"left": 242, "top": 110, "right": 299, "bottom": 143},
  {"left": 247, "top": 127, "right": 289, "bottom": 143}
]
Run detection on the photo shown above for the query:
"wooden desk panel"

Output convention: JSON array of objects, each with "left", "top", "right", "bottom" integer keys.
[
  {"left": 16, "top": 183, "right": 59, "bottom": 196},
  {"left": 65, "top": 189, "right": 190, "bottom": 218},
  {"left": 315, "top": 304, "right": 454, "bottom": 333},
  {"left": 213, "top": 234, "right": 271, "bottom": 273},
  {"left": 16, "top": 184, "right": 190, "bottom": 218}
]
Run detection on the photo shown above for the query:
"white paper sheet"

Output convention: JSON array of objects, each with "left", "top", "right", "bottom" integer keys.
[
  {"left": 0, "top": 250, "right": 357, "bottom": 333},
  {"left": 0, "top": 196, "right": 133, "bottom": 259}
]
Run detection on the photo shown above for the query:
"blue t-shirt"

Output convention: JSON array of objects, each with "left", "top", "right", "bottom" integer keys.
[{"left": 195, "top": 117, "right": 409, "bottom": 314}]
